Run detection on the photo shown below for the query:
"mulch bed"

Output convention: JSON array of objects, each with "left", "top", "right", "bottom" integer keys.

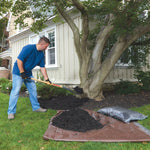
[
  {"left": 38, "top": 95, "right": 88, "bottom": 110},
  {"left": 38, "top": 90, "right": 150, "bottom": 110},
  {"left": 81, "top": 90, "right": 150, "bottom": 110}
]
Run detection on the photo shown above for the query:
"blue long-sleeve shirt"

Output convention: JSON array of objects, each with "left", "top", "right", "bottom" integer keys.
[{"left": 13, "top": 44, "right": 45, "bottom": 77}]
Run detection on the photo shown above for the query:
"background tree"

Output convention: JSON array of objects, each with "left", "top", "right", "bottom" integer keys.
[
  {"left": 0, "top": 0, "right": 13, "bottom": 38},
  {"left": 12, "top": 0, "right": 150, "bottom": 101},
  {"left": 0, "top": 0, "right": 13, "bottom": 52}
]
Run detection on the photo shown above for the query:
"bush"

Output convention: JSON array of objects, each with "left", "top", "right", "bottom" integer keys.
[
  {"left": 0, "top": 78, "right": 9, "bottom": 84},
  {"left": 114, "top": 80, "right": 140, "bottom": 95},
  {"left": 36, "top": 83, "right": 73, "bottom": 100},
  {"left": 0, "top": 78, "right": 12, "bottom": 93},
  {"left": 0, "top": 78, "right": 27, "bottom": 93},
  {"left": 20, "top": 83, "right": 27, "bottom": 92},
  {"left": 134, "top": 70, "right": 150, "bottom": 91}
]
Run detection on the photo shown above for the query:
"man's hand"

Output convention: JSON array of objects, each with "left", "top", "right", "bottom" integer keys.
[
  {"left": 20, "top": 72, "right": 29, "bottom": 79},
  {"left": 45, "top": 78, "right": 52, "bottom": 85}
]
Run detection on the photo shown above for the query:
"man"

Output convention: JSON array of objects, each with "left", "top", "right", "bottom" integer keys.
[{"left": 8, "top": 36, "right": 51, "bottom": 120}]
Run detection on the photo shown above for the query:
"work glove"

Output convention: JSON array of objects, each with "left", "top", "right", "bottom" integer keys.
[
  {"left": 20, "top": 72, "right": 29, "bottom": 79},
  {"left": 45, "top": 78, "right": 52, "bottom": 85}
]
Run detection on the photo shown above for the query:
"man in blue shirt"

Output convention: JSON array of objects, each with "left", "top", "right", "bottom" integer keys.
[{"left": 8, "top": 36, "right": 51, "bottom": 120}]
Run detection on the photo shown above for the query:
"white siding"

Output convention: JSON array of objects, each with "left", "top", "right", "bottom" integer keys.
[
  {"left": 11, "top": 37, "right": 29, "bottom": 67},
  {"left": 105, "top": 67, "right": 136, "bottom": 83}
]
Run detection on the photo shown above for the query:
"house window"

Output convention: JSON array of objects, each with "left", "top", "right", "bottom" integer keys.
[
  {"left": 47, "top": 30, "right": 56, "bottom": 66},
  {"left": 116, "top": 48, "right": 132, "bottom": 66},
  {"left": 116, "top": 33, "right": 150, "bottom": 67}
]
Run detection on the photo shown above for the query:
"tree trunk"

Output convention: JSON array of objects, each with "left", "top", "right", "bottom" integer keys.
[{"left": 79, "top": 25, "right": 150, "bottom": 101}]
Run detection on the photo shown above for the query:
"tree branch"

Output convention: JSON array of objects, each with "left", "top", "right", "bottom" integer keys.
[
  {"left": 72, "top": 0, "right": 89, "bottom": 55},
  {"left": 89, "top": 14, "right": 114, "bottom": 73},
  {"left": 53, "top": 0, "right": 82, "bottom": 60}
]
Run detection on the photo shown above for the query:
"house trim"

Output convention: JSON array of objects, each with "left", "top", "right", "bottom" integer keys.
[
  {"left": 8, "top": 29, "right": 32, "bottom": 42},
  {"left": 0, "top": 49, "right": 12, "bottom": 60}
]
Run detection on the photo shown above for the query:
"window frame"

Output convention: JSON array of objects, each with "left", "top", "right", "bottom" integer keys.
[{"left": 45, "top": 27, "right": 57, "bottom": 68}]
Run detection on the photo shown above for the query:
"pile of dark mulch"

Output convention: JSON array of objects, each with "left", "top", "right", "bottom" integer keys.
[
  {"left": 38, "top": 95, "right": 88, "bottom": 110},
  {"left": 52, "top": 108, "right": 104, "bottom": 132}
]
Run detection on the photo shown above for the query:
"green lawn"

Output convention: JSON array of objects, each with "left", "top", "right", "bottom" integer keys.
[{"left": 0, "top": 92, "right": 150, "bottom": 150}]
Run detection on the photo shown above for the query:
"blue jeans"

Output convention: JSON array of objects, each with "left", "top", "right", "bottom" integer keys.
[{"left": 7, "top": 74, "right": 40, "bottom": 114}]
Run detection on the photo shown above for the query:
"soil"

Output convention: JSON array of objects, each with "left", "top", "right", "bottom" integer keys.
[{"left": 37, "top": 90, "right": 150, "bottom": 110}]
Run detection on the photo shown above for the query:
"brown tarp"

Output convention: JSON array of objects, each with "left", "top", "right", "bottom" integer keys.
[{"left": 43, "top": 109, "right": 150, "bottom": 142}]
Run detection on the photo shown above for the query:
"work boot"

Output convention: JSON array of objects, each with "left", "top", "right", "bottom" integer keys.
[
  {"left": 8, "top": 114, "right": 15, "bottom": 120},
  {"left": 35, "top": 108, "right": 47, "bottom": 112}
]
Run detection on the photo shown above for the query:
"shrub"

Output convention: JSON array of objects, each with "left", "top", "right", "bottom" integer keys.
[
  {"left": 0, "top": 78, "right": 27, "bottom": 93},
  {"left": 114, "top": 80, "right": 140, "bottom": 95},
  {"left": 134, "top": 70, "right": 150, "bottom": 91},
  {"left": 36, "top": 83, "right": 73, "bottom": 100},
  {"left": 20, "top": 83, "right": 27, "bottom": 92},
  {"left": 0, "top": 78, "right": 9, "bottom": 84},
  {"left": 0, "top": 78, "right": 12, "bottom": 93}
]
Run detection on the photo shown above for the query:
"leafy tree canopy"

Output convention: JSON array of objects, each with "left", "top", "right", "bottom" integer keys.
[
  {"left": 12, "top": 0, "right": 150, "bottom": 33},
  {"left": 0, "top": 0, "right": 13, "bottom": 16},
  {"left": 0, "top": 17, "right": 8, "bottom": 39}
]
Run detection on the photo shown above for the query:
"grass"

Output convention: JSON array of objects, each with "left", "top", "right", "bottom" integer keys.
[{"left": 0, "top": 92, "right": 150, "bottom": 150}]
